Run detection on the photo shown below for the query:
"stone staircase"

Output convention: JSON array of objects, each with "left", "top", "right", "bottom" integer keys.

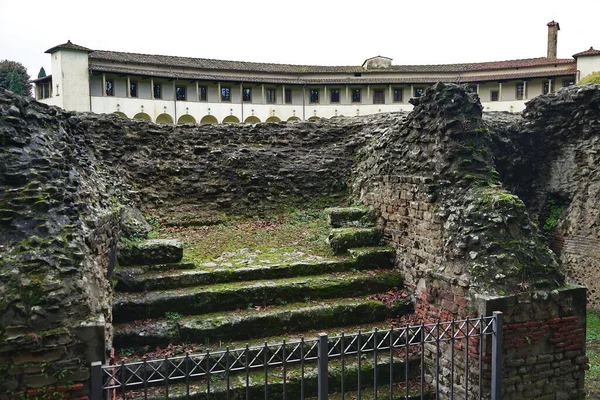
[{"left": 111, "top": 207, "right": 417, "bottom": 398}]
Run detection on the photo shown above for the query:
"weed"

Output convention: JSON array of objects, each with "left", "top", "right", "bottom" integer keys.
[{"left": 165, "top": 311, "right": 183, "bottom": 320}]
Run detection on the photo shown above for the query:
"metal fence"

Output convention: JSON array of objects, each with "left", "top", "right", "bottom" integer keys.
[{"left": 91, "top": 312, "right": 503, "bottom": 400}]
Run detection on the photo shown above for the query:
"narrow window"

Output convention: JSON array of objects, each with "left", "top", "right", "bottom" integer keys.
[
  {"left": 199, "top": 86, "right": 207, "bottom": 101},
  {"left": 153, "top": 83, "right": 162, "bottom": 99},
  {"left": 106, "top": 80, "right": 114, "bottom": 96},
  {"left": 176, "top": 86, "right": 186, "bottom": 101},
  {"left": 543, "top": 81, "right": 554, "bottom": 95},
  {"left": 413, "top": 87, "right": 425, "bottom": 97},
  {"left": 310, "top": 89, "right": 319, "bottom": 103},
  {"left": 491, "top": 90, "right": 499, "bottom": 101},
  {"left": 352, "top": 88, "right": 361, "bottom": 103},
  {"left": 266, "top": 88, "right": 276, "bottom": 103},
  {"left": 373, "top": 89, "right": 384, "bottom": 104},
  {"left": 393, "top": 88, "right": 403, "bottom": 102},
  {"left": 515, "top": 82, "right": 524, "bottom": 100},
  {"left": 242, "top": 88, "right": 252, "bottom": 102},
  {"left": 130, "top": 81, "right": 138, "bottom": 98},
  {"left": 285, "top": 89, "right": 292, "bottom": 104},
  {"left": 221, "top": 87, "right": 231, "bottom": 101},
  {"left": 331, "top": 89, "right": 340, "bottom": 103}
]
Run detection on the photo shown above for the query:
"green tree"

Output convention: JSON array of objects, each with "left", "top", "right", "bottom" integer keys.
[
  {"left": 8, "top": 70, "right": 23, "bottom": 95},
  {"left": 0, "top": 60, "right": 32, "bottom": 97},
  {"left": 38, "top": 67, "right": 46, "bottom": 78}
]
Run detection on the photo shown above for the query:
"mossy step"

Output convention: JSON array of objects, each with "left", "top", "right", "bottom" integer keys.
[
  {"left": 115, "top": 248, "right": 395, "bottom": 292},
  {"left": 112, "top": 270, "right": 402, "bottom": 323},
  {"left": 120, "top": 353, "right": 419, "bottom": 400},
  {"left": 118, "top": 239, "right": 184, "bottom": 266},
  {"left": 114, "top": 297, "right": 403, "bottom": 349},
  {"left": 325, "top": 206, "right": 375, "bottom": 228},
  {"left": 328, "top": 228, "right": 383, "bottom": 255}
]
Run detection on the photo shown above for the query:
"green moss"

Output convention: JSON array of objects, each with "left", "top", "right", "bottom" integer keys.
[{"left": 578, "top": 71, "right": 600, "bottom": 85}]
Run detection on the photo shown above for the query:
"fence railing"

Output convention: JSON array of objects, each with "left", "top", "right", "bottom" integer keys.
[{"left": 91, "top": 312, "right": 503, "bottom": 400}]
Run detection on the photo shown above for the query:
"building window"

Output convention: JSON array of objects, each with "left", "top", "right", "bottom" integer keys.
[
  {"left": 242, "top": 88, "right": 252, "bottom": 102},
  {"left": 38, "top": 82, "right": 51, "bottom": 99},
  {"left": 393, "top": 88, "right": 403, "bottom": 102},
  {"left": 467, "top": 85, "right": 477, "bottom": 93},
  {"left": 199, "top": 86, "right": 207, "bottom": 101},
  {"left": 330, "top": 89, "right": 340, "bottom": 103},
  {"left": 105, "top": 80, "right": 114, "bottom": 96},
  {"left": 515, "top": 82, "right": 524, "bottom": 100},
  {"left": 285, "top": 89, "right": 292, "bottom": 104},
  {"left": 413, "top": 87, "right": 425, "bottom": 98},
  {"left": 352, "top": 88, "right": 361, "bottom": 103},
  {"left": 129, "top": 81, "right": 138, "bottom": 98},
  {"left": 153, "top": 83, "right": 162, "bottom": 99},
  {"left": 221, "top": 87, "right": 231, "bottom": 101},
  {"left": 373, "top": 89, "right": 384, "bottom": 104},
  {"left": 176, "top": 86, "right": 186, "bottom": 101},
  {"left": 491, "top": 90, "right": 499, "bottom": 101},
  {"left": 266, "top": 88, "right": 276, "bottom": 103},
  {"left": 310, "top": 89, "right": 319, "bottom": 103},
  {"left": 562, "top": 79, "right": 574, "bottom": 87},
  {"left": 543, "top": 81, "right": 554, "bottom": 95}
]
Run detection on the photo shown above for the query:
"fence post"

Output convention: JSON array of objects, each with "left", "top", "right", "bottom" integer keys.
[
  {"left": 90, "top": 361, "right": 102, "bottom": 400},
  {"left": 491, "top": 311, "right": 503, "bottom": 400},
  {"left": 318, "top": 333, "right": 329, "bottom": 400}
]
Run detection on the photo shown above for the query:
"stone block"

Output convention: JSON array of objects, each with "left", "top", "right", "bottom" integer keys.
[
  {"left": 118, "top": 239, "right": 183, "bottom": 265},
  {"left": 327, "top": 228, "right": 382, "bottom": 255},
  {"left": 324, "top": 207, "right": 374, "bottom": 228}
]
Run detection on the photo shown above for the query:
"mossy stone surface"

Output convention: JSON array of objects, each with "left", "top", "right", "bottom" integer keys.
[
  {"left": 324, "top": 206, "right": 375, "bottom": 228},
  {"left": 328, "top": 228, "right": 382, "bottom": 254},
  {"left": 118, "top": 239, "right": 183, "bottom": 266}
]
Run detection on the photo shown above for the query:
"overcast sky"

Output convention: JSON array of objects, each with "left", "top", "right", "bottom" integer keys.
[{"left": 1, "top": 0, "right": 599, "bottom": 79}]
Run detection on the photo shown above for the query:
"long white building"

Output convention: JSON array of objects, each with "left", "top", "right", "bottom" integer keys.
[{"left": 33, "top": 21, "right": 600, "bottom": 124}]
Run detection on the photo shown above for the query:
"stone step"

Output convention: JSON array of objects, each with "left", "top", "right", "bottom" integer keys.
[
  {"left": 327, "top": 227, "right": 383, "bottom": 254},
  {"left": 118, "top": 239, "right": 183, "bottom": 266},
  {"left": 325, "top": 206, "right": 375, "bottom": 228},
  {"left": 114, "top": 247, "right": 395, "bottom": 292},
  {"left": 116, "top": 352, "right": 420, "bottom": 400},
  {"left": 112, "top": 270, "right": 402, "bottom": 323},
  {"left": 113, "top": 296, "right": 413, "bottom": 349}
]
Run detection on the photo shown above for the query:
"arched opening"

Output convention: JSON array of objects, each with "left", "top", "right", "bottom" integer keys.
[
  {"left": 200, "top": 115, "right": 218, "bottom": 124},
  {"left": 113, "top": 111, "right": 127, "bottom": 118},
  {"left": 133, "top": 112, "right": 152, "bottom": 121},
  {"left": 222, "top": 115, "right": 240, "bottom": 124},
  {"left": 308, "top": 116, "right": 320, "bottom": 121},
  {"left": 266, "top": 116, "right": 281, "bottom": 123},
  {"left": 156, "top": 113, "right": 174, "bottom": 124},
  {"left": 244, "top": 116, "right": 261, "bottom": 123},
  {"left": 178, "top": 114, "right": 196, "bottom": 124},
  {"left": 287, "top": 116, "right": 301, "bottom": 122}
]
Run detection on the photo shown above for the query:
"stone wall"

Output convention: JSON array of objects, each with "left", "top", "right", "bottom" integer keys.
[
  {"left": 0, "top": 90, "right": 125, "bottom": 395},
  {"left": 492, "top": 84, "right": 600, "bottom": 308},
  {"left": 80, "top": 112, "right": 385, "bottom": 219},
  {"left": 352, "top": 83, "right": 587, "bottom": 399}
]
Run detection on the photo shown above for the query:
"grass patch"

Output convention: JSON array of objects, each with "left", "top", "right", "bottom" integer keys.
[
  {"left": 587, "top": 308, "right": 600, "bottom": 398},
  {"left": 159, "top": 209, "right": 333, "bottom": 265}
]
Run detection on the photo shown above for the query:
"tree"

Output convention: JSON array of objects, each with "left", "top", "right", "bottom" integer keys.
[
  {"left": 8, "top": 70, "right": 23, "bottom": 95},
  {"left": 0, "top": 60, "right": 32, "bottom": 97},
  {"left": 38, "top": 67, "right": 46, "bottom": 78}
]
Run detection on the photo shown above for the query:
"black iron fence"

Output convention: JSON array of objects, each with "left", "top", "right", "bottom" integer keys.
[{"left": 91, "top": 312, "right": 503, "bottom": 400}]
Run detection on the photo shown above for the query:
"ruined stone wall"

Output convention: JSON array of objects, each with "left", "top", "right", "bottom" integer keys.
[
  {"left": 493, "top": 84, "right": 600, "bottom": 308},
  {"left": 352, "top": 83, "right": 586, "bottom": 399},
  {"left": 79, "top": 112, "right": 384, "bottom": 219},
  {"left": 0, "top": 90, "right": 126, "bottom": 395}
]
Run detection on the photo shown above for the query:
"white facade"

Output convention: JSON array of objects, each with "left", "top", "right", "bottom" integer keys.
[{"left": 34, "top": 25, "right": 594, "bottom": 124}]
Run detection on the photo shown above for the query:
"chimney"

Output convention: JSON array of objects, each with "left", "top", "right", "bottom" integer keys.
[{"left": 547, "top": 21, "right": 560, "bottom": 59}]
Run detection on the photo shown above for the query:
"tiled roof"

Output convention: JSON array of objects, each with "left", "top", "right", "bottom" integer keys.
[
  {"left": 88, "top": 49, "right": 574, "bottom": 75},
  {"left": 30, "top": 75, "right": 53, "bottom": 84},
  {"left": 89, "top": 64, "right": 575, "bottom": 85},
  {"left": 573, "top": 47, "right": 600, "bottom": 57},
  {"left": 45, "top": 40, "right": 92, "bottom": 54},
  {"left": 459, "top": 69, "right": 576, "bottom": 83}
]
